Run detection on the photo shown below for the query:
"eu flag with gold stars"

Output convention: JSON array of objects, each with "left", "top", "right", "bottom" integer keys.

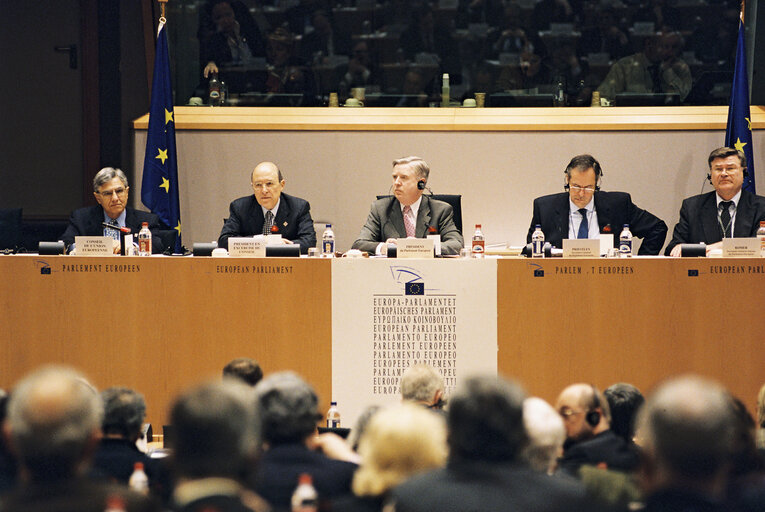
[
  {"left": 725, "top": 17, "right": 755, "bottom": 193},
  {"left": 142, "top": 21, "right": 182, "bottom": 252}
]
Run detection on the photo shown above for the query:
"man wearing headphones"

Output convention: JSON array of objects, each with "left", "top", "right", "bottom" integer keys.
[
  {"left": 666, "top": 147, "right": 765, "bottom": 256},
  {"left": 352, "top": 156, "right": 464, "bottom": 255},
  {"left": 555, "top": 383, "right": 640, "bottom": 475},
  {"left": 526, "top": 154, "right": 668, "bottom": 255}
]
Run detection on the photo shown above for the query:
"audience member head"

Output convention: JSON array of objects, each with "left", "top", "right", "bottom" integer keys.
[
  {"left": 92, "top": 167, "right": 129, "bottom": 220},
  {"left": 727, "top": 395, "right": 759, "bottom": 477},
  {"left": 223, "top": 357, "right": 264, "bottom": 387},
  {"left": 170, "top": 381, "right": 257, "bottom": 479},
  {"left": 555, "top": 383, "right": 611, "bottom": 443},
  {"left": 267, "top": 27, "right": 295, "bottom": 66},
  {"left": 522, "top": 397, "right": 566, "bottom": 474},
  {"left": 250, "top": 161, "right": 285, "bottom": 211},
  {"left": 564, "top": 155, "right": 602, "bottom": 209},
  {"left": 400, "top": 363, "right": 443, "bottom": 408},
  {"left": 210, "top": 0, "right": 237, "bottom": 35},
  {"left": 5, "top": 366, "right": 102, "bottom": 482},
  {"left": 604, "top": 382, "right": 644, "bottom": 442},
  {"left": 447, "top": 375, "right": 527, "bottom": 464},
  {"left": 100, "top": 387, "right": 146, "bottom": 442},
  {"left": 254, "top": 372, "right": 321, "bottom": 446},
  {"left": 391, "top": 156, "right": 430, "bottom": 207},
  {"left": 636, "top": 375, "right": 735, "bottom": 498},
  {"left": 353, "top": 403, "right": 447, "bottom": 497},
  {"left": 347, "top": 405, "right": 381, "bottom": 453},
  {"left": 707, "top": 147, "right": 747, "bottom": 201}
]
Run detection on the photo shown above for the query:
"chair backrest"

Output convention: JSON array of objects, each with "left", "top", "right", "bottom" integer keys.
[
  {"left": 0, "top": 208, "right": 22, "bottom": 250},
  {"left": 375, "top": 194, "right": 463, "bottom": 235}
]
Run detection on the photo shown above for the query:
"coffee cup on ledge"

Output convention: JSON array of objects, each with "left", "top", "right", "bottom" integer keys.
[
  {"left": 188, "top": 96, "right": 204, "bottom": 106},
  {"left": 462, "top": 98, "right": 477, "bottom": 107},
  {"left": 344, "top": 97, "right": 363, "bottom": 107}
]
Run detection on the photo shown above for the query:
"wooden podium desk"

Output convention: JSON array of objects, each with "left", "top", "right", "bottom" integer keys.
[{"left": 1, "top": 255, "right": 763, "bottom": 426}]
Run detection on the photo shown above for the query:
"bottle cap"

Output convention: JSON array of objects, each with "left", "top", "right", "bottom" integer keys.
[
  {"left": 142, "top": 222, "right": 148, "bottom": 227},
  {"left": 298, "top": 473, "right": 313, "bottom": 485},
  {"left": 475, "top": 224, "right": 481, "bottom": 228},
  {"left": 134, "top": 462, "right": 144, "bottom": 470},
  {"left": 331, "top": 401, "right": 337, "bottom": 405},
  {"left": 623, "top": 224, "right": 629, "bottom": 227},
  {"left": 326, "top": 224, "right": 331, "bottom": 228}
]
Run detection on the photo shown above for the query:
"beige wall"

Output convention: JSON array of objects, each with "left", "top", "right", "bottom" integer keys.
[{"left": 133, "top": 128, "right": 765, "bottom": 252}]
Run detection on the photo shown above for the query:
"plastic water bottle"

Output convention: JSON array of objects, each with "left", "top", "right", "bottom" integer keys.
[
  {"left": 291, "top": 473, "right": 318, "bottom": 512},
  {"left": 758, "top": 221, "right": 765, "bottom": 257},
  {"left": 619, "top": 224, "right": 632, "bottom": 257},
  {"left": 209, "top": 73, "right": 222, "bottom": 106},
  {"left": 138, "top": 222, "right": 151, "bottom": 256},
  {"left": 128, "top": 462, "right": 149, "bottom": 495},
  {"left": 326, "top": 401, "right": 341, "bottom": 428},
  {"left": 321, "top": 224, "right": 335, "bottom": 257},
  {"left": 471, "top": 224, "right": 485, "bottom": 257},
  {"left": 441, "top": 73, "right": 450, "bottom": 107},
  {"left": 531, "top": 225, "right": 544, "bottom": 258}
]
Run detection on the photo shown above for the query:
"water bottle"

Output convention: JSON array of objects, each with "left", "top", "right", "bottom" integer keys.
[
  {"left": 128, "top": 462, "right": 149, "bottom": 495},
  {"left": 291, "top": 473, "right": 318, "bottom": 512},
  {"left": 757, "top": 221, "right": 765, "bottom": 257},
  {"left": 554, "top": 80, "right": 566, "bottom": 107},
  {"left": 321, "top": 224, "right": 335, "bottom": 257},
  {"left": 441, "top": 73, "right": 450, "bottom": 107},
  {"left": 471, "top": 224, "right": 485, "bottom": 258},
  {"left": 619, "top": 224, "right": 632, "bottom": 257},
  {"left": 138, "top": 222, "right": 151, "bottom": 256},
  {"left": 531, "top": 225, "right": 544, "bottom": 258},
  {"left": 326, "top": 401, "right": 341, "bottom": 428},
  {"left": 209, "top": 73, "right": 222, "bottom": 106}
]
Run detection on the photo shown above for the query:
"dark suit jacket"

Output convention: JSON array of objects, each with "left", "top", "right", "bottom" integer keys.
[
  {"left": 217, "top": 193, "right": 317, "bottom": 253},
  {"left": 390, "top": 460, "right": 595, "bottom": 512},
  {"left": 664, "top": 190, "right": 765, "bottom": 255},
  {"left": 558, "top": 430, "right": 640, "bottom": 476},
  {"left": 60, "top": 206, "right": 165, "bottom": 254},
  {"left": 526, "top": 191, "right": 668, "bottom": 255},
  {"left": 91, "top": 438, "right": 170, "bottom": 502},
  {"left": 253, "top": 443, "right": 356, "bottom": 512},
  {"left": 351, "top": 195, "right": 464, "bottom": 255}
]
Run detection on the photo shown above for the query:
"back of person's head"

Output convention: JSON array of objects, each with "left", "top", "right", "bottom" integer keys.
[
  {"left": 254, "top": 371, "right": 321, "bottom": 445},
  {"left": 400, "top": 364, "right": 443, "bottom": 405},
  {"left": 522, "top": 397, "right": 565, "bottom": 473},
  {"left": 353, "top": 403, "right": 447, "bottom": 497},
  {"left": 347, "top": 405, "right": 381, "bottom": 453},
  {"left": 223, "top": 357, "right": 264, "bottom": 387},
  {"left": 604, "top": 383, "right": 644, "bottom": 442},
  {"left": 100, "top": 387, "right": 146, "bottom": 441},
  {"left": 447, "top": 375, "right": 527, "bottom": 463},
  {"left": 728, "top": 395, "right": 760, "bottom": 477},
  {"left": 637, "top": 375, "right": 735, "bottom": 484},
  {"left": 6, "top": 366, "right": 102, "bottom": 482},
  {"left": 170, "top": 381, "right": 256, "bottom": 479}
]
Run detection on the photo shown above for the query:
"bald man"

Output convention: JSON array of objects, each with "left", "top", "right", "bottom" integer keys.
[{"left": 218, "top": 162, "right": 317, "bottom": 253}]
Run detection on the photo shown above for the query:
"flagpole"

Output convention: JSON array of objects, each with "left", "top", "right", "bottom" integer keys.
[{"left": 158, "top": 0, "right": 167, "bottom": 22}]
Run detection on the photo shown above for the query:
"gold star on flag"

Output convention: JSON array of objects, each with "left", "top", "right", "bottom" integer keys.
[
  {"left": 734, "top": 138, "right": 747, "bottom": 153},
  {"left": 745, "top": 117, "right": 751, "bottom": 131},
  {"left": 155, "top": 148, "right": 168, "bottom": 164},
  {"left": 159, "top": 177, "right": 170, "bottom": 193},
  {"left": 165, "top": 108, "right": 174, "bottom": 124},
  {"left": 174, "top": 221, "right": 182, "bottom": 235}
]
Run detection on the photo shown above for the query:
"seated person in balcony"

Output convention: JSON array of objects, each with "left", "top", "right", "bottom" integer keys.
[
  {"left": 352, "top": 156, "right": 464, "bottom": 255},
  {"left": 61, "top": 167, "right": 164, "bottom": 254},
  {"left": 201, "top": 0, "right": 267, "bottom": 82},
  {"left": 400, "top": 4, "right": 461, "bottom": 79},
  {"left": 263, "top": 27, "right": 316, "bottom": 105},
  {"left": 596, "top": 31, "right": 691, "bottom": 103},
  {"left": 496, "top": 49, "right": 553, "bottom": 92},
  {"left": 577, "top": 7, "right": 631, "bottom": 61},
  {"left": 299, "top": 9, "right": 351, "bottom": 64},
  {"left": 218, "top": 161, "right": 316, "bottom": 253},
  {"left": 339, "top": 41, "right": 380, "bottom": 95}
]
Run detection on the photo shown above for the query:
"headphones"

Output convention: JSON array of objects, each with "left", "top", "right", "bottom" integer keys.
[
  {"left": 564, "top": 155, "right": 603, "bottom": 192},
  {"left": 417, "top": 179, "right": 426, "bottom": 190},
  {"left": 585, "top": 385, "right": 602, "bottom": 427}
]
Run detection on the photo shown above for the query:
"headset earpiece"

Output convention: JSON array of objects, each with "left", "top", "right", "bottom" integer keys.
[
  {"left": 586, "top": 385, "right": 602, "bottom": 427},
  {"left": 417, "top": 180, "right": 426, "bottom": 190}
]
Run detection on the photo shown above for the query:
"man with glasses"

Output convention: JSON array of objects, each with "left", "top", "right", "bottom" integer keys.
[
  {"left": 525, "top": 154, "right": 667, "bottom": 255},
  {"left": 61, "top": 167, "right": 164, "bottom": 253},
  {"left": 218, "top": 161, "right": 316, "bottom": 253},
  {"left": 666, "top": 147, "right": 765, "bottom": 256}
]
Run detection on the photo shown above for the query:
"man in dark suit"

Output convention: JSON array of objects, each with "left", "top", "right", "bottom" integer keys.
[
  {"left": 390, "top": 376, "right": 594, "bottom": 512},
  {"left": 60, "top": 167, "right": 165, "bottom": 253},
  {"left": 666, "top": 147, "right": 765, "bottom": 256},
  {"left": 352, "top": 156, "right": 464, "bottom": 255},
  {"left": 218, "top": 161, "right": 316, "bottom": 253},
  {"left": 526, "top": 154, "right": 667, "bottom": 255},
  {"left": 555, "top": 383, "right": 639, "bottom": 475}
]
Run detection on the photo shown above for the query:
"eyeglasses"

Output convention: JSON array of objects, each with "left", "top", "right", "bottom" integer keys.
[
  {"left": 568, "top": 185, "right": 596, "bottom": 193},
  {"left": 558, "top": 408, "right": 585, "bottom": 418},
  {"left": 97, "top": 187, "right": 127, "bottom": 198},
  {"left": 711, "top": 166, "right": 741, "bottom": 174}
]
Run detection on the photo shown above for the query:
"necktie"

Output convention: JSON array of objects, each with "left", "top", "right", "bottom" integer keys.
[
  {"left": 263, "top": 210, "right": 274, "bottom": 235},
  {"left": 403, "top": 205, "right": 416, "bottom": 238},
  {"left": 719, "top": 201, "right": 733, "bottom": 238},
  {"left": 577, "top": 208, "right": 589, "bottom": 239}
]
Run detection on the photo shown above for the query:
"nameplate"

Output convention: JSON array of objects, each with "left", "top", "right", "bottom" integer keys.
[
  {"left": 123, "top": 234, "right": 135, "bottom": 256},
  {"left": 75, "top": 236, "right": 114, "bottom": 256},
  {"left": 397, "top": 238, "right": 435, "bottom": 258},
  {"left": 562, "top": 239, "right": 600, "bottom": 258},
  {"left": 228, "top": 237, "right": 266, "bottom": 257},
  {"left": 599, "top": 234, "right": 614, "bottom": 255},
  {"left": 722, "top": 238, "right": 759, "bottom": 258},
  {"left": 427, "top": 234, "right": 441, "bottom": 256},
  {"left": 267, "top": 234, "right": 283, "bottom": 244}
]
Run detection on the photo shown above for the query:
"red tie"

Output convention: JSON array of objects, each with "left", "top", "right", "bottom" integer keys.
[{"left": 403, "top": 205, "right": 416, "bottom": 237}]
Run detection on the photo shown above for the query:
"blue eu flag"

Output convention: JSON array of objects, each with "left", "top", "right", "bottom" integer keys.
[
  {"left": 142, "top": 22, "right": 182, "bottom": 252},
  {"left": 405, "top": 282, "right": 425, "bottom": 295},
  {"left": 725, "top": 18, "right": 755, "bottom": 193}
]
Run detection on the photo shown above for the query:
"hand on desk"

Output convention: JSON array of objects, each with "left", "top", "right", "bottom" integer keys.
[{"left": 310, "top": 432, "right": 360, "bottom": 464}]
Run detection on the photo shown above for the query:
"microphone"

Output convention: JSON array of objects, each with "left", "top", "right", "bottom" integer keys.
[{"left": 102, "top": 222, "right": 131, "bottom": 234}]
